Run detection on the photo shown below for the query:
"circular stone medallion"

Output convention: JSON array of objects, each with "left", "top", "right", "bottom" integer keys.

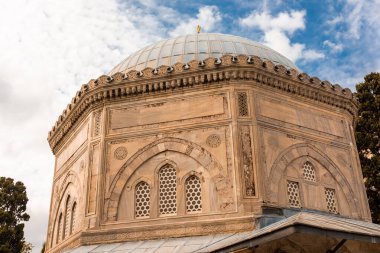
[
  {"left": 206, "top": 134, "right": 221, "bottom": 148},
  {"left": 114, "top": 147, "right": 128, "bottom": 160}
]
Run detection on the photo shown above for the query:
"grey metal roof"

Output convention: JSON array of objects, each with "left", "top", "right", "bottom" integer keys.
[
  {"left": 109, "top": 33, "right": 298, "bottom": 75},
  {"left": 63, "top": 212, "right": 380, "bottom": 253}
]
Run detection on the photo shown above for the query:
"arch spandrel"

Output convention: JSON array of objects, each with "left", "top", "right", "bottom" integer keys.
[
  {"left": 105, "top": 137, "right": 233, "bottom": 221},
  {"left": 266, "top": 143, "right": 360, "bottom": 218}
]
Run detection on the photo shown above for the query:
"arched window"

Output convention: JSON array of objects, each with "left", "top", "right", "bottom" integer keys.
[
  {"left": 325, "top": 188, "right": 338, "bottom": 214},
  {"left": 56, "top": 213, "right": 63, "bottom": 244},
  {"left": 302, "top": 161, "right": 316, "bottom": 182},
  {"left": 159, "top": 164, "right": 177, "bottom": 215},
  {"left": 185, "top": 175, "right": 202, "bottom": 213},
  {"left": 287, "top": 181, "right": 301, "bottom": 208},
  {"left": 70, "top": 202, "right": 77, "bottom": 234},
  {"left": 135, "top": 181, "right": 150, "bottom": 218},
  {"left": 64, "top": 195, "right": 71, "bottom": 238}
]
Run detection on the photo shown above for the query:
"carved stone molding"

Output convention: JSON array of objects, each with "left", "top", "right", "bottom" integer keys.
[
  {"left": 267, "top": 143, "right": 360, "bottom": 216},
  {"left": 48, "top": 54, "right": 358, "bottom": 153},
  {"left": 240, "top": 126, "right": 255, "bottom": 197}
]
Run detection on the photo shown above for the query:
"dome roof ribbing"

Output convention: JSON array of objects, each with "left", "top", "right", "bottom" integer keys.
[{"left": 109, "top": 33, "right": 298, "bottom": 75}]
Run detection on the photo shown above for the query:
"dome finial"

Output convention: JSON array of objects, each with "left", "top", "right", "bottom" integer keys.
[{"left": 197, "top": 25, "right": 201, "bottom": 34}]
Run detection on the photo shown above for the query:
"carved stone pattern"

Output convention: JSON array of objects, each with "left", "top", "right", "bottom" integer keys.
[
  {"left": 241, "top": 126, "right": 255, "bottom": 196},
  {"left": 93, "top": 111, "right": 101, "bottom": 136},
  {"left": 135, "top": 182, "right": 150, "bottom": 218},
  {"left": 303, "top": 161, "right": 316, "bottom": 182},
  {"left": 114, "top": 147, "right": 128, "bottom": 160},
  {"left": 48, "top": 54, "right": 358, "bottom": 152},
  {"left": 237, "top": 92, "right": 249, "bottom": 117},
  {"left": 185, "top": 176, "right": 202, "bottom": 213},
  {"left": 325, "top": 188, "right": 338, "bottom": 214},
  {"left": 287, "top": 181, "right": 301, "bottom": 208},
  {"left": 159, "top": 165, "right": 177, "bottom": 215},
  {"left": 206, "top": 134, "right": 221, "bottom": 148}
]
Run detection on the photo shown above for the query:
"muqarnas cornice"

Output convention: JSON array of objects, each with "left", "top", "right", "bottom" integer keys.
[{"left": 47, "top": 54, "right": 358, "bottom": 153}]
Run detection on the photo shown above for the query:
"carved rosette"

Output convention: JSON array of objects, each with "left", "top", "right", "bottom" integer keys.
[
  {"left": 114, "top": 147, "right": 128, "bottom": 160},
  {"left": 206, "top": 134, "right": 221, "bottom": 148},
  {"left": 240, "top": 126, "right": 255, "bottom": 196}
]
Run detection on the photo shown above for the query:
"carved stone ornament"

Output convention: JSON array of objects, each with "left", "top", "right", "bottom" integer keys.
[
  {"left": 206, "top": 134, "right": 221, "bottom": 148},
  {"left": 241, "top": 126, "right": 255, "bottom": 196},
  {"left": 114, "top": 146, "right": 128, "bottom": 160}
]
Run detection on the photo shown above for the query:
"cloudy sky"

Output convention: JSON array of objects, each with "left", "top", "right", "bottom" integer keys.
[{"left": 0, "top": 0, "right": 379, "bottom": 252}]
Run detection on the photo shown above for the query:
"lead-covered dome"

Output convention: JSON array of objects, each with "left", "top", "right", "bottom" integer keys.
[{"left": 109, "top": 33, "right": 298, "bottom": 75}]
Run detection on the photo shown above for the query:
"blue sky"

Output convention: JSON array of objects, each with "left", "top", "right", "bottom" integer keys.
[{"left": 0, "top": 0, "right": 379, "bottom": 252}]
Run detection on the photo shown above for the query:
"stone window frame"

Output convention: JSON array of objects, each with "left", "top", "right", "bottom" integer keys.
[
  {"left": 155, "top": 160, "right": 179, "bottom": 217},
  {"left": 56, "top": 212, "right": 63, "bottom": 244},
  {"left": 236, "top": 90, "right": 250, "bottom": 118},
  {"left": 133, "top": 179, "right": 152, "bottom": 219},
  {"left": 286, "top": 158, "right": 340, "bottom": 213},
  {"left": 324, "top": 187, "right": 339, "bottom": 214},
  {"left": 70, "top": 201, "right": 77, "bottom": 235},
  {"left": 63, "top": 195, "right": 71, "bottom": 239},
  {"left": 181, "top": 171, "right": 204, "bottom": 215}
]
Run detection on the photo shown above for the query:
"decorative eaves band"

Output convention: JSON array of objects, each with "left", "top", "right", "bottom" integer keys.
[{"left": 48, "top": 54, "right": 357, "bottom": 153}]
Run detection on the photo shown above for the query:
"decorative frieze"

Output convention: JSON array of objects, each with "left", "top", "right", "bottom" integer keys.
[
  {"left": 47, "top": 54, "right": 358, "bottom": 153},
  {"left": 240, "top": 126, "right": 255, "bottom": 196}
]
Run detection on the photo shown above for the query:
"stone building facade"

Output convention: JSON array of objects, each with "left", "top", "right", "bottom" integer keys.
[{"left": 45, "top": 33, "right": 379, "bottom": 253}]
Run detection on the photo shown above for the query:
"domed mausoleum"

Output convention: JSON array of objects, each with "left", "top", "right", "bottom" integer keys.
[{"left": 45, "top": 33, "right": 380, "bottom": 253}]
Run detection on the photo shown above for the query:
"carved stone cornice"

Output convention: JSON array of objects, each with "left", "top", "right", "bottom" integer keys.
[{"left": 48, "top": 54, "right": 358, "bottom": 153}]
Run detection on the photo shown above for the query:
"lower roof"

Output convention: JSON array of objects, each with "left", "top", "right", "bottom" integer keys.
[{"left": 64, "top": 212, "right": 380, "bottom": 253}]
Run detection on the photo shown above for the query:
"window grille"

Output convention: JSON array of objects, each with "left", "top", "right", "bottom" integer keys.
[
  {"left": 185, "top": 176, "right": 202, "bottom": 213},
  {"left": 70, "top": 202, "right": 77, "bottom": 234},
  {"left": 64, "top": 196, "right": 71, "bottom": 238},
  {"left": 135, "top": 181, "right": 150, "bottom": 218},
  {"left": 237, "top": 92, "right": 249, "bottom": 117},
  {"left": 159, "top": 165, "right": 177, "bottom": 215},
  {"left": 287, "top": 181, "right": 301, "bottom": 208},
  {"left": 57, "top": 213, "right": 63, "bottom": 244},
  {"left": 325, "top": 188, "right": 338, "bottom": 214},
  {"left": 303, "top": 161, "right": 316, "bottom": 182},
  {"left": 94, "top": 111, "right": 101, "bottom": 136}
]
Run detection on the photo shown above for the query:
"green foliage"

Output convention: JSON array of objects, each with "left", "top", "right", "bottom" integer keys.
[
  {"left": 355, "top": 72, "right": 380, "bottom": 224},
  {"left": 0, "top": 177, "right": 30, "bottom": 253}
]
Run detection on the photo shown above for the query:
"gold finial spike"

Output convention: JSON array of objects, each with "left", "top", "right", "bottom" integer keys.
[{"left": 197, "top": 25, "right": 201, "bottom": 34}]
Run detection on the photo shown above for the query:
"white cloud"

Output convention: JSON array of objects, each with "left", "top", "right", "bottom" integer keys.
[
  {"left": 0, "top": 0, "right": 176, "bottom": 252},
  {"left": 302, "top": 49, "right": 325, "bottom": 61},
  {"left": 240, "top": 10, "right": 305, "bottom": 35},
  {"left": 239, "top": 10, "right": 324, "bottom": 62},
  {"left": 169, "top": 6, "right": 222, "bottom": 37},
  {"left": 323, "top": 40, "right": 344, "bottom": 52}
]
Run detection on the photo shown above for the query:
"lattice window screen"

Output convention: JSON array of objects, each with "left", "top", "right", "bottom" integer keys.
[
  {"left": 64, "top": 196, "right": 71, "bottom": 238},
  {"left": 303, "top": 161, "right": 316, "bottom": 182},
  {"left": 237, "top": 92, "right": 249, "bottom": 117},
  {"left": 159, "top": 165, "right": 177, "bottom": 215},
  {"left": 70, "top": 202, "right": 77, "bottom": 234},
  {"left": 185, "top": 176, "right": 202, "bottom": 213},
  {"left": 93, "top": 111, "right": 101, "bottom": 136},
  {"left": 325, "top": 188, "right": 338, "bottom": 214},
  {"left": 135, "top": 181, "right": 150, "bottom": 218},
  {"left": 287, "top": 181, "right": 301, "bottom": 208}
]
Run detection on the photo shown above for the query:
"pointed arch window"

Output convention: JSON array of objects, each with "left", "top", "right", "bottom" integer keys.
[
  {"left": 158, "top": 164, "right": 177, "bottom": 215},
  {"left": 185, "top": 175, "right": 202, "bottom": 213},
  {"left": 135, "top": 181, "right": 150, "bottom": 218},
  {"left": 302, "top": 161, "right": 316, "bottom": 182},
  {"left": 63, "top": 195, "right": 71, "bottom": 239},
  {"left": 70, "top": 202, "right": 77, "bottom": 234},
  {"left": 56, "top": 213, "right": 63, "bottom": 244}
]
